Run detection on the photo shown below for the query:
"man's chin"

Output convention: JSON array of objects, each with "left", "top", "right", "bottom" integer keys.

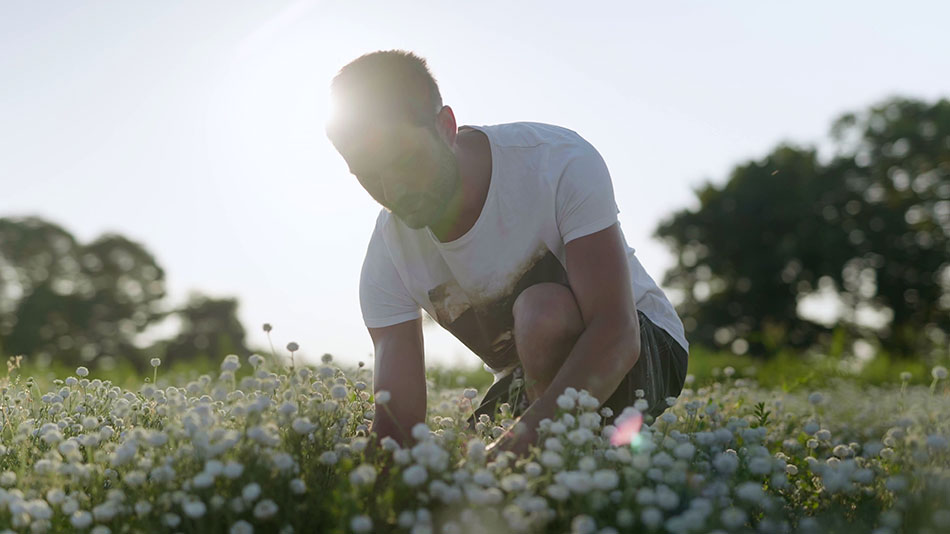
[{"left": 395, "top": 211, "right": 429, "bottom": 229}]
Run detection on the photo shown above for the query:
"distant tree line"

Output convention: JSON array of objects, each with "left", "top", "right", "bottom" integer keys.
[
  {"left": 0, "top": 217, "right": 250, "bottom": 370},
  {"left": 656, "top": 96, "right": 949, "bottom": 359}
]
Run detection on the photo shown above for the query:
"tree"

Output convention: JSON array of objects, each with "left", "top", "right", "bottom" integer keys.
[
  {"left": 0, "top": 217, "right": 168, "bottom": 368},
  {"left": 157, "top": 293, "right": 251, "bottom": 367},
  {"left": 0, "top": 216, "right": 253, "bottom": 370},
  {"left": 655, "top": 97, "right": 949, "bottom": 358}
]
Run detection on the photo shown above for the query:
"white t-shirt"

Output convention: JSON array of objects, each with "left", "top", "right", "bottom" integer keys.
[{"left": 359, "top": 122, "right": 688, "bottom": 381}]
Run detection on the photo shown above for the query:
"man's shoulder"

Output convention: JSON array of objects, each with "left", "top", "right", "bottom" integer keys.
[{"left": 465, "top": 121, "right": 589, "bottom": 150}]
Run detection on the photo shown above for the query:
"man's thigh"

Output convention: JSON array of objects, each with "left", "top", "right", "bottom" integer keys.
[{"left": 467, "top": 310, "right": 688, "bottom": 427}]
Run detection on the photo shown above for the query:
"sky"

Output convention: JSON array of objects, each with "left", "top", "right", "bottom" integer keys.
[{"left": 2, "top": 0, "right": 949, "bottom": 369}]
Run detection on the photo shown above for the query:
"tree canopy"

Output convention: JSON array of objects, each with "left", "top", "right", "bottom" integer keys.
[
  {"left": 655, "top": 96, "right": 950, "bottom": 358},
  {"left": 0, "top": 216, "right": 251, "bottom": 369}
]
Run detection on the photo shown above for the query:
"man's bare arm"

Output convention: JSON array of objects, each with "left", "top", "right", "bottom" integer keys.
[
  {"left": 368, "top": 318, "right": 426, "bottom": 448},
  {"left": 515, "top": 223, "right": 641, "bottom": 430}
]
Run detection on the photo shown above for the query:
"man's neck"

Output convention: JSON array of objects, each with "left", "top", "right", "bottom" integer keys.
[{"left": 429, "top": 128, "right": 492, "bottom": 243}]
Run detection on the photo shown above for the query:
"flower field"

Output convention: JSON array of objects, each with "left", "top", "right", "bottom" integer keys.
[{"left": 0, "top": 352, "right": 948, "bottom": 534}]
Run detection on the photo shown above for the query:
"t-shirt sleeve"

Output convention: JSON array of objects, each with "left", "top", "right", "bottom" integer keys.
[
  {"left": 555, "top": 140, "right": 621, "bottom": 244},
  {"left": 359, "top": 224, "right": 421, "bottom": 329}
]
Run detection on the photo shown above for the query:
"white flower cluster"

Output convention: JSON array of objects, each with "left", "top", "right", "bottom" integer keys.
[{"left": 0, "top": 354, "right": 947, "bottom": 533}]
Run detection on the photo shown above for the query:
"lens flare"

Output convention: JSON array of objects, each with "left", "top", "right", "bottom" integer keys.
[{"left": 610, "top": 410, "right": 643, "bottom": 448}]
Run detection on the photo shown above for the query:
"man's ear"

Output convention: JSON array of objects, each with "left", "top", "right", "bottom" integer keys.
[{"left": 436, "top": 105, "right": 458, "bottom": 146}]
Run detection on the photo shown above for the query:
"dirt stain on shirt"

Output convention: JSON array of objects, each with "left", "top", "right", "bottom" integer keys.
[{"left": 427, "top": 247, "right": 569, "bottom": 371}]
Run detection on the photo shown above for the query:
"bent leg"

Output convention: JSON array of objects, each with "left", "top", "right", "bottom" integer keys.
[{"left": 512, "top": 282, "right": 585, "bottom": 403}]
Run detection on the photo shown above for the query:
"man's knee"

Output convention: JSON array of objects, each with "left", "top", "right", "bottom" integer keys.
[{"left": 512, "top": 283, "right": 584, "bottom": 358}]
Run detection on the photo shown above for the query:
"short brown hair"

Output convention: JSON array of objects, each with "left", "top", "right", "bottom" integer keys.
[{"left": 327, "top": 50, "right": 442, "bottom": 142}]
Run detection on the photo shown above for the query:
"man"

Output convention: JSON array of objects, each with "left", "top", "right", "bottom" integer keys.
[{"left": 326, "top": 50, "right": 689, "bottom": 456}]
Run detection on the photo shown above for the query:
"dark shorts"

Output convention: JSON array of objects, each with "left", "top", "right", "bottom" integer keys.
[{"left": 466, "top": 309, "right": 688, "bottom": 428}]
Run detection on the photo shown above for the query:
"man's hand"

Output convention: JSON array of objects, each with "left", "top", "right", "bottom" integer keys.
[
  {"left": 485, "top": 419, "right": 538, "bottom": 459},
  {"left": 367, "top": 318, "right": 426, "bottom": 448}
]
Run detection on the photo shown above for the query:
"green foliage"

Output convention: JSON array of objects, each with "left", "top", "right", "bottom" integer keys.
[
  {"left": 425, "top": 363, "right": 494, "bottom": 393},
  {"left": 655, "top": 96, "right": 950, "bottom": 359},
  {"left": 751, "top": 401, "right": 771, "bottom": 428},
  {"left": 0, "top": 216, "right": 252, "bottom": 371}
]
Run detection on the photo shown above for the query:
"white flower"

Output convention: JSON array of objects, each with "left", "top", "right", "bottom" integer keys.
[
  {"left": 403, "top": 465, "right": 428, "bottom": 487},
  {"left": 253, "top": 499, "right": 278, "bottom": 520},
  {"left": 713, "top": 451, "right": 739, "bottom": 474},
  {"left": 736, "top": 481, "right": 766, "bottom": 504},
  {"left": 578, "top": 392, "right": 600, "bottom": 410},
  {"left": 223, "top": 462, "right": 244, "bottom": 479},
  {"left": 349, "top": 464, "right": 378, "bottom": 487},
  {"left": 593, "top": 470, "right": 619, "bottom": 490},
  {"left": 183, "top": 500, "right": 207, "bottom": 519},
  {"left": 567, "top": 428, "right": 594, "bottom": 446},
  {"left": 242, "top": 483, "right": 261, "bottom": 502},
  {"left": 933, "top": 366, "right": 948, "bottom": 380},
  {"left": 221, "top": 355, "right": 241, "bottom": 371},
  {"left": 290, "top": 478, "right": 306, "bottom": 494},
  {"left": 467, "top": 439, "right": 486, "bottom": 463},
  {"left": 900, "top": 371, "right": 912, "bottom": 382},
  {"left": 749, "top": 456, "right": 772, "bottom": 475},
  {"left": 578, "top": 412, "right": 601, "bottom": 429},
  {"left": 134, "top": 501, "right": 152, "bottom": 516},
  {"left": 76, "top": 366, "right": 89, "bottom": 377},
  {"left": 927, "top": 434, "right": 949, "bottom": 450},
  {"left": 501, "top": 474, "right": 527, "bottom": 492},
  {"left": 411, "top": 423, "right": 431, "bottom": 441},
  {"left": 557, "top": 394, "right": 576, "bottom": 410},
  {"left": 641, "top": 507, "right": 663, "bottom": 529},
  {"left": 375, "top": 390, "right": 391, "bottom": 404},
  {"left": 292, "top": 418, "right": 316, "bottom": 435},
  {"left": 578, "top": 456, "right": 597, "bottom": 472},
  {"left": 541, "top": 450, "right": 564, "bottom": 469},
  {"left": 46, "top": 488, "right": 66, "bottom": 505},
  {"left": 70, "top": 510, "right": 93, "bottom": 528},
  {"left": 885, "top": 475, "right": 907, "bottom": 492},
  {"left": 571, "top": 514, "right": 597, "bottom": 534},
  {"left": 350, "top": 515, "right": 373, "bottom": 534},
  {"left": 319, "top": 451, "right": 339, "bottom": 466},
  {"left": 150, "top": 358, "right": 161, "bottom": 368},
  {"left": 673, "top": 442, "right": 696, "bottom": 460},
  {"left": 230, "top": 520, "right": 254, "bottom": 534},
  {"left": 279, "top": 402, "right": 298, "bottom": 416},
  {"left": 808, "top": 392, "right": 824, "bottom": 405},
  {"left": 330, "top": 385, "right": 348, "bottom": 399},
  {"left": 92, "top": 502, "right": 118, "bottom": 522},
  {"left": 193, "top": 472, "right": 215, "bottom": 488},
  {"left": 463, "top": 388, "right": 478, "bottom": 400},
  {"left": 546, "top": 484, "right": 570, "bottom": 501},
  {"left": 656, "top": 484, "right": 680, "bottom": 510},
  {"left": 525, "top": 462, "right": 543, "bottom": 477}
]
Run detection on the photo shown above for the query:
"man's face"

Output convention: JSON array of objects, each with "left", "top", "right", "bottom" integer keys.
[{"left": 335, "top": 120, "right": 459, "bottom": 229}]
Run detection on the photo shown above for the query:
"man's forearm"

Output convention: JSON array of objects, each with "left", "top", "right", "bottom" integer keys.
[
  {"left": 370, "top": 399, "right": 425, "bottom": 448},
  {"left": 516, "top": 314, "right": 640, "bottom": 430}
]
